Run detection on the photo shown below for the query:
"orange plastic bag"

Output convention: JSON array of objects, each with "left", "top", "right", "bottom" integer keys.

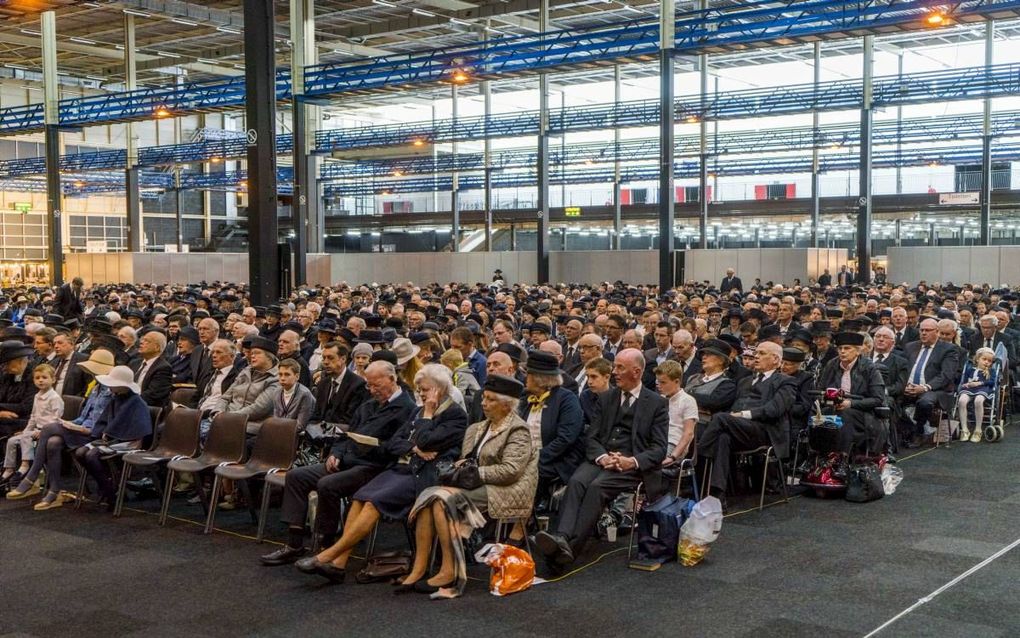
[{"left": 474, "top": 543, "right": 535, "bottom": 596}]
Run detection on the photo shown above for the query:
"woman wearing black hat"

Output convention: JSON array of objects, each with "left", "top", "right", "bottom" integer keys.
[
  {"left": 684, "top": 340, "right": 737, "bottom": 424},
  {"left": 517, "top": 351, "right": 585, "bottom": 507},
  {"left": 398, "top": 374, "right": 537, "bottom": 599},
  {"left": 0, "top": 340, "right": 37, "bottom": 437},
  {"left": 814, "top": 332, "right": 887, "bottom": 455}
]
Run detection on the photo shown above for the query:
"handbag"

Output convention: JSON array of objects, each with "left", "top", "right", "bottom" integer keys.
[
  {"left": 634, "top": 494, "right": 693, "bottom": 565},
  {"left": 845, "top": 463, "right": 885, "bottom": 502},
  {"left": 355, "top": 550, "right": 412, "bottom": 584},
  {"left": 438, "top": 420, "right": 491, "bottom": 490}
]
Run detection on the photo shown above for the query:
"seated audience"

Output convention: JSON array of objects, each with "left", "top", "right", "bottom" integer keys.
[
  {"left": 260, "top": 361, "right": 416, "bottom": 567},
  {"left": 293, "top": 363, "right": 467, "bottom": 582}
]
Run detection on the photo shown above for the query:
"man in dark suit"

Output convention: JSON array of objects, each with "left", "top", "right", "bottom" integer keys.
[
  {"left": 560, "top": 318, "right": 585, "bottom": 377},
  {"left": 698, "top": 341, "right": 794, "bottom": 509},
  {"left": 891, "top": 307, "right": 918, "bottom": 352},
  {"left": 817, "top": 269, "right": 833, "bottom": 288},
  {"left": 51, "top": 331, "right": 90, "bottom": 397},
  {"left": 261, "top": 360, "right": 415, "bottom": 566},
  {"left": 641, "top": 321, "right": 674, "bottom": 390},
  {"left": 720, "top": 268, "right": 742, "bottom": 295},
  {"left": 901, "top": 319, "right": 961, "bottom": 448},
  {"left": 171, "top": 326, "right": 201, "bottom": 385},
  {"left": 54, "top": 278, "right": 85, "bottom": 320},
  {"left": 277, "top": 329, "right": 312, "bottom": 388},
  {"left": 130, "top": 330, "right": 173, "bottom": 408},
  {"left": 872, "top": 326, "right": 909, "bottom": 451},
  {"left": 194, "top": 339, "right": 244, "bottom": 411},
  {"left": 535, "top": 348, "right": 668, "bottom": 567},
  {"left": 308, "top": 342, "right": 368, "bottom": 427},
  {"left": 192, "top": 317, "right": 220, "bottom": 390},
  {"left": 470, "top": 350, "right": 517, "bottom": 424},
  {"left": 970, "top": 314, "right": 1013, "bottom": 360},
  {"left": 836, "top": 265, "right": 854, "bottom": 288}
]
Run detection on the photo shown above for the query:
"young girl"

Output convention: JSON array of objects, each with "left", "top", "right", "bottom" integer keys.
[
  {"left": 351, "top": 343, "right": 372, "bottom": 379},
  {"left": 2, "top": 364, "right": 63, "bottom": 482},
  {"left": 957, "top": 347, "right": 997, "bottom": 443}
]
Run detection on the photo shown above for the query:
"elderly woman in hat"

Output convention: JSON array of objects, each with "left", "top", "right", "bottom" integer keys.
[
  {"left": 69, "top": 364, "right": 153, "bottom": 511},
  {"left": 814, "top": 331, "right": 887, "bottom": 456},
  {"left": 294, "top": 363, "right": 468, "bottom": 582},
  {"left": 0, "top": 339, "right": 39, "bottom": 437},
  {"left": 684, "top": 339, "right": 737, "bottom": 424},
  {"left": 397, "top": 374, "right": 537, "bottom": 599},
  {"left": 7, "top": 350, "right": 128, "bottom": 508},
  {"left": 517, "top": 350, "right": 584, "bottom": 506}
]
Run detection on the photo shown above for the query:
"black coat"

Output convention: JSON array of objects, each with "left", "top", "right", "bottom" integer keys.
[
  {"left": 788, "top": 370, "right": 814, "bottom": 433},
  {"left": 872, "top": 351, "right": 908, "bottom": 400},
  {"left": 383, "top": 402, "right": 468, "bottom": 493},
  {"left": 903, "top": 340, "right": 961, "bottom": 411},
  {"left": 0, "top": 363, "right": 36, "bottom": 425},
  {"left": 586, "top": 386, "right": 668, "bottom": 481},
  {"left": 684, "top": 373, "right": 737, "bottom": 415},
  {"left": 893, "top": 326, "right": 919, "bottom": 351},
  {"left": 720, "top": 276, "right": 743, "bottom": 294},
  {"left": 331, "top": 391, "right": 417, "bottom": 469},
  {"left": 58, "top": 351, "right": 92, "bottom": 398},
  {"left": 311, "top": 370, "right": 369, "bottom": 426},
  {"left": 815, "top": 357, "right": 886, "bottom": 413},
  {"left": 193, "top": 362, "right": 244, "bottom": 407},
  {"left": 730, "top": 372, "right": 795, "bottom": 456},
  {"left": 518, "top": 385, "right": 586, "bottom": 485},
  {"left": 579, "top": 388, "right": 600, "bottom": 431},
  {"left": 131, "top": 356, "right": 174, "bottom": 408},
  {"left": 53, "top": 283, "right": 84, "bottom": 320}
]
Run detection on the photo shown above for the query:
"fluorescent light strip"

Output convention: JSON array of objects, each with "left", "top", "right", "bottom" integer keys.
[
  {"left": 449, "top": 17, "right": 470, "bottom": 25},
  {"left": 122, "top": 8, "right": 151, "bottom": 17},
  {"left": 157, "top": 51, "right": 182, "bottom": 58},
  {"left": 216, "top": 25, "right": 241, "bottom": 34},
  {"left": 412, "top": 8, "right": 435, "bottom": 16},
  {"left": 372, "top": 0, "right": 396, "bottom": 6},
  {"left": 196, "top": 58, "right": 219, "bottom": 64},
  {"left": 20, "top": 29, "right": 41, "bottom": 36},
  {"left": 70, "top": 37, "right": 97, "bottom": 44},
  {"left": 171, "top": 18, "right": 199, "bottom": 26}
]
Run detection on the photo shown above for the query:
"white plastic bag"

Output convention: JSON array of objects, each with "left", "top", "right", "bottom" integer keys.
[
  {"left": 881, "top": 464, "right": 903, "bottom": 495},
  {"left": 678, "top": 496, "right": 723, "bottom": 567}
]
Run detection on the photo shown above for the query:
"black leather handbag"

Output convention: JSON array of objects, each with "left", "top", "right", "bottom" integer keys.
[
  {"left": 845, "top": 463, "right": 885, "bottom": 502},
  {"left": 436, "top": 421, "right": 489, "bottom": 490}
]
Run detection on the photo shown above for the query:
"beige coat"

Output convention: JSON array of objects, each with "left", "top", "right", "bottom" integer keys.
[{"left": 461, "top": 413, "right": 538, "bottom": 520}]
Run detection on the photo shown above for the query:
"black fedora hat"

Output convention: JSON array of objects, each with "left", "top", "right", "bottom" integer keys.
[
  {"left": 482, "top": 374, "right": 524, "bottom": 400},
  {"left": 357, "top": 329, "right": 386, "bottom": 345},
  {"left": 700, "top": 339, "right": 732, "bottom": 361},
  {"left": 0, "top": 339, "right": 34, "bottom": 364}
]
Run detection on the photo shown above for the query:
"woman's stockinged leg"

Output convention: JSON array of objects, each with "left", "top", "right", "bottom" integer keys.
[{"left": 401, "top": 507, "right": 434, "bottom": 584}]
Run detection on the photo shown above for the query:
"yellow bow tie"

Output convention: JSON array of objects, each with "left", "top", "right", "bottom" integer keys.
[{"left": 527, "top": 391, "right": 551, "bottom": 408}]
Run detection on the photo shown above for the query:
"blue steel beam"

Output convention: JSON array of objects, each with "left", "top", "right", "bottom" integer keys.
[
  {"left": 318, "top": 110, "right": 1020, "bottom": 180},
  {"left": 316, "top": 62, "right": 1020, "bottom": 151},
  {"left": 2, "top": 1, "right": 1019, "bottom": 135},
  {"left": 321, "top": 141, "right": 1020, "bottom": 197}
]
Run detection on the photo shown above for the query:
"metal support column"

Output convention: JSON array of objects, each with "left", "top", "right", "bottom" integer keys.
[
  {"left": 41, "top": 12, "right": 63, "bottom": 285},
  {"left": 856, "top": 36, "right": 874, "bottom": 284},
  {"left": 452, "top": 83, "right": 460, "bottom": 253},
  {"left": 895, "top": 53, "right": 904, "bottom": 195},
  {"left": 244, "top": 0, "right": 280, "bottom": 305},
  {"left": 612, "top": 64, "right": 622, "bottom": 250},
  {"left": 698, "top": 32, "right": 709, "bottom": 254},
  {"left": 929, "top": 222, "right": 936, "bottom": 246},
  {"left": 173, "top": 81, "right": 184, "bottom": 252},
  {"left": 536, "top": 0, "right": 550, "bottom": 282},
  {"left": 124, "top": 14, "right": 142, "bottom": 253},
  {"left": 659, "top": 0, "right": 676, "bottom": 291},
  {"left": 810, "top": 41, "right": 821, "bottom": 247},
  {"left": 980, "top": 21, "right": 995, "bottom": 245},
  {"left": 482, "top": 25, "right": 493, "bottom": 252},
  {"left": 290, "top": 0, "right": 316, "bottom": 284},
  {"left": 895, "top": 219, "right": 902, "bottom": 247}
]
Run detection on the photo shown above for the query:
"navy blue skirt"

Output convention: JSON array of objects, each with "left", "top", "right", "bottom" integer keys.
[{"left": 353, "top": 468, "right": 417, "bottom": 521}]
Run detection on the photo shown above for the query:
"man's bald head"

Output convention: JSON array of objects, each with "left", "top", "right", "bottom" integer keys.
[{"left": 486, "top": 351, "right": 516, "bottom": 377}]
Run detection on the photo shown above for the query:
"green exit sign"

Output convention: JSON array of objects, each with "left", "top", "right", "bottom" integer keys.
[
  {"left": 565, "top": 206, "right": 581, "bottom": 217},
  {"left": 11, "top": 202, "right": 31, "bottom": 213}
]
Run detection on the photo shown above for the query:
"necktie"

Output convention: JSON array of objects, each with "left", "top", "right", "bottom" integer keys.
[
  {"left": 54, "top": 357, "right": 68, "bottom": 385},
  {"left": 567, "top": 346, "right": 575, "bottom": 361},
  {"left": 621, "top": 392, "right": 633, "bottom": 410},
  {"left": 135, "top": 360, "right": 148, "bottom": 382},
  {"left": 985, "top": 338, "right": 992, "bottom": 349},
  {"left": 752, "top": 374, "right": 762, "bottom": 385},
  {"left": 876, "top": 354, "right": 885, "bottom": 364},
  {"left": 911, "top": 347, "right": 931, "bottom": 385}
]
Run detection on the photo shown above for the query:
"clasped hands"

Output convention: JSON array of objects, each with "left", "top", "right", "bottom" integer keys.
[{"left": 598, "top": 451, "right": 638, "bottom": 472}]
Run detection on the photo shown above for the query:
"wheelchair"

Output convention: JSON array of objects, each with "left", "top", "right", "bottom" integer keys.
[
  {"left": 797, "top": 388, "right": 891, "bottom": 498},
  {"left": 947, "top": 355, "right": 1007, "bottom": 443}
]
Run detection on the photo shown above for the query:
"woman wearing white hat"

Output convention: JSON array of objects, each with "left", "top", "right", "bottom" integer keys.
[
  {"left": 68, "top": 365, "right": 153, "bottom": 511},
  {"left": 392, "top": 337, "right": 422, "bottom": 391}
]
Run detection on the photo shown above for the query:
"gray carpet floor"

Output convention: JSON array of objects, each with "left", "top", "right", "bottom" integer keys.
[{"left": 3, "top": 431, "right": 1020, "bottom": 638}]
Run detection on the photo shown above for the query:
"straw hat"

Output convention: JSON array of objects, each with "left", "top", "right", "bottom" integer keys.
[{"left": 78, "top": 349, "right": 116, "bottom": 376}]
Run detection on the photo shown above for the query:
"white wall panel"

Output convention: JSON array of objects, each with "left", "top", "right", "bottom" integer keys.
[{"left": 888, "top": 247, "right": 1020, "bottom": 285}]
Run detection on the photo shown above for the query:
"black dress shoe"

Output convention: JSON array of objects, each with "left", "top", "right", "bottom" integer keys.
[
  {"left": 314, "top": 562, "right": 346, "bottom": 583},
  {"left": 295, "top": 556, "right": 322, "bottom": 574},
  {"left": 535, "top": 531, "right": 574, "bottom": 565},
  {"left": 260, "top": 545, "right": 307, "bottom": 566},
  {"left": 126, "top": 477, "right": 156, "bottom": 492}
]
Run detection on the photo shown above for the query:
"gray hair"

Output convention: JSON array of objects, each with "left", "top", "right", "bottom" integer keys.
[
  {"left": 980, "top": 314, "right": 999, "bottom": 328},
  {"left": 874, "top": 326, "right": 895, "bottom": 339},
  {"left": 366, "top": 360, "right": 396, "bottom": 380},
  {"left": 414, "top": 363, "right": 455, "bottom": 397},
  {"left": 211, "top": 338, "right": 237, "bottom": 356}
]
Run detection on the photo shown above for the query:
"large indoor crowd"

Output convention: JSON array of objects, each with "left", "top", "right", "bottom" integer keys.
[{"left": 0, "top": 270, "right": 1014, "bottom": 598}]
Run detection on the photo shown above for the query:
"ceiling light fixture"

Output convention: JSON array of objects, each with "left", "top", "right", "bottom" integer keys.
[
  {"left": 171, "top": 18, "right": 199, "bottom": 26},
  {"left": 157, "top": 51, "right": 182, "bottom": 58},
  {"left": 216, "top": 25, "right": 241, "bottom": 34},
  {"left": 412, "top": 8, "right": 436, "bottom": 17},
  {"left": 69, "top": 36, "right": 97, "bottom": 44},
  {"left": 449, "top": 17, "right": 470, "bottom": 26},
  {"left": 20, "top": 29, "right": 41, "bottom": 36},
  {"left": 122, "top": 8, "right": 151, "bottom": 17},
  {"left": 372, "top": 0, "right": 396, "bottom": 6}
]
